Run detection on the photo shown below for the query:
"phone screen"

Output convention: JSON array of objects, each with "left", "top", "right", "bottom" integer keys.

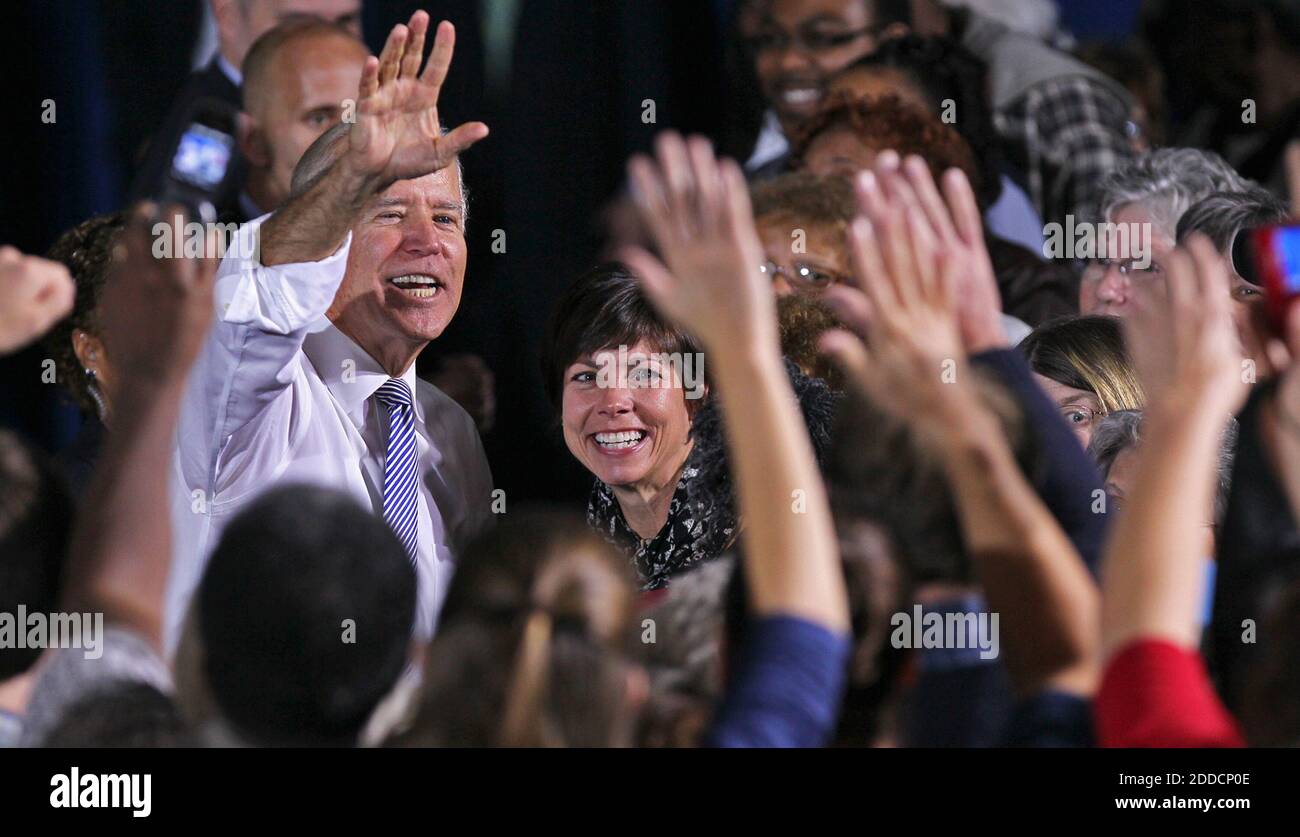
[
  {"left": 1271, "top": 226, "right": 1300, "bottom": 293},
  {"left": 170, "top": 122, "right": 234, "bottom": 190}
]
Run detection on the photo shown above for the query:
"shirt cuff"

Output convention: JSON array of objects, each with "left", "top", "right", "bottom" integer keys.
[{"left": 215, "top": 213, "right": 352, "bottom": 334}]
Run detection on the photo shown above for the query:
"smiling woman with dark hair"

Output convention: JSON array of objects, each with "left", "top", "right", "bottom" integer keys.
[
  {"left": 543, "top": 263, "right": 839, "bottom": 590},
  {"left": 542, "top": 264, "right": 722, "bottom": 589}
]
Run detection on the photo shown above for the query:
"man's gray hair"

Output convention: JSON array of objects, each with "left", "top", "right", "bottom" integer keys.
[
  {"left": 1095, "top": 149, "right": 1255, "bottom": 239},
  {"left": 288, "top": 122, "right": 469, "bottom": 225},
  {"left": 1089, "top": 409, "right": 1239, "bottom": 524},
  {"left": 1088, "top": 409, "right": 1143, "bottom": 480},
  {"left": 1175, "top": 188, "right": 1290, "bottom": 254}
]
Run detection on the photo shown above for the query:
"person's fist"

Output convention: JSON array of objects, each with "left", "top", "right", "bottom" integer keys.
[
  {"left": 98, "top": 205, "right": 217, "bottom": 387},
  {"left": 0, "top": 246, "right": 75, "bottom": 355}
]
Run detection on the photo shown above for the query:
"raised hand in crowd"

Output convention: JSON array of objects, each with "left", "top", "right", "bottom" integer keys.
[
  {"left": 818, "top": 154, "right": 1009, "bottom": 436},
  {"left": 348, "top": 13, "right": 486, "bottom": 191},
  {"left": 820, "top": 155, "right": 1099, "bottom": 697},
  {"left": 833, "top": 152, "right": 1115, "bottom": 572},
  {"left": 98, "top": 211, "right": 218, "bottom": 391},
  {"left": 1270, "top": 305, "right": 1300, "bottom": 524},
  {"left": 261, "top": 11, "right": 488, "bottom": 266},
  {"left": 0, "top": 246, "right": 75, "bottom": 356},
  {"left": 65, "top": 206, "right": 219, "bottom": 650},
  {"left": 1127, "top": 237, "right": 1249, "bottom": 423},
  {"left": 1103, "top": 237, "right": 1246, "bottom": 660},
  {"left": 841, "top": 152, "right": 1009, "bottom": 355},
  {"left": 624, "top": 135, "right": 778, "bottom": 362},
  {"left": 1089, "top": 237, "right": 1261, "bottom": 747},
  {"left": 819, "top": 181, "right": 970, "bottom": 439},
  {"left": 623, "top": 131, "right": 849, "bottom": 634}
]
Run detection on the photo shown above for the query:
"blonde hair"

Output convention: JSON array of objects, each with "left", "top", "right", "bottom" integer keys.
[{"left": 1021, "top": 315, "right": 1145, "bottom": 413}]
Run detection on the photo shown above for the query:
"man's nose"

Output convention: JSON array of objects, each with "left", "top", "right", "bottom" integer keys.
[
  {"left": 1097, "top": 264, "right": 1129, "bottom": 302},
  {"left": 402, "top": 216, "right": 443, "bottom": 256},
  {"left": 771, "top": 274, "right": 794, "bottom": 297}
]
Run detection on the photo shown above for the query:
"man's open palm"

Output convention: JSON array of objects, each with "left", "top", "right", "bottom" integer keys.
[{"left": 348, "top": 12, "right": 488, "bottom": 189}]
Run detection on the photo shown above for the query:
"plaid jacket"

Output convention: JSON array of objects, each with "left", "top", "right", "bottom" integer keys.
[{"left": 996, "top": 75, "right": 1137, "bottom": 229}]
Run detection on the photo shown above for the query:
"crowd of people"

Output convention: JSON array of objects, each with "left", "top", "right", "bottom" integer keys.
[{"left": 1, "top": 0, "right": 1300, "bottom": 748}]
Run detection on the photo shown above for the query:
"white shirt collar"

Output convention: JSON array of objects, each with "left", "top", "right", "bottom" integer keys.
[
  {"left": 216, "top": 54, "right": 242, "bottom": 88},
  {"left": 744, "top": 110, "right": 790, "bottom": 171},
  {"left": 302, "top": 323, "right": 423, "bottom": 427}
]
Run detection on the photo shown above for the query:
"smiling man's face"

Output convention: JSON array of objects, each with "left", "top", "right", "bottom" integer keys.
[{"left": 327, "top": 167, "right": 466, "bottom": 367}]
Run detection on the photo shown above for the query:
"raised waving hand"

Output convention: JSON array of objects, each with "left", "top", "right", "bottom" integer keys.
[
  {"left": 346, "top": 11, "right": 488, "bottom": 191},
  {"left": 621, "top": 131, "right": 848, "bottom": 632}
]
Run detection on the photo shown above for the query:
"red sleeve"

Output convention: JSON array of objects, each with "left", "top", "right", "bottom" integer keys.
[{"left": 1095, "top": 638, "right": 1245, "bottom": 748}]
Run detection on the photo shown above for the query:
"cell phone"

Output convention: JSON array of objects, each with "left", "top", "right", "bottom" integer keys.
[
  {"left": 1233, "top": 223, "right": 1300, "bottom": 336},
  {"left": 133, "top": 97, "right": 240, "bottom": 226}
]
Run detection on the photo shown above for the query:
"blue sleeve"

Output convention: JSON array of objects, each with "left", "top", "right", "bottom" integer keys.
[
  {"left": 704, "top": 616, "right": 850, "bottom": 748},
  {"left": 970, "top": 348, "right": 1109, "bottom": 573},
  {"left": 1002, "top": 691, "right": 1095, "bottom": 747}
]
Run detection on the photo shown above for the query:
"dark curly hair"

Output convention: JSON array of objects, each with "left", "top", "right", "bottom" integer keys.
[
  {"left": 43, "top": 212, "right": 127, "bottom": 415},
  {"left": 776, "top": 293, "right": 844, "bottom": 388},
  {"left": 841, "top": 34, "right": 1004, "bottom": 209},
  {"left": 751, "top": 171, "right": 857, "bottom": 228},
  {"left": 790, "top": 93, "right": 984, "bottom": 200}
]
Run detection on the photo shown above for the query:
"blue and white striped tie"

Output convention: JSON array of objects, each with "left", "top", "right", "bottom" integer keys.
[{"left": 376, "top": 378, "right": 419, "bottom": 563}]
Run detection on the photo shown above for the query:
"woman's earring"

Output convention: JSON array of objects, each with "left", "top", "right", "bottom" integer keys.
[{"left": 84, "top": 367, "right": 107, "bottom": 421}]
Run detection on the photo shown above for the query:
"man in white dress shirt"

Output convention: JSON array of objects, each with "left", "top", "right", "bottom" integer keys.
[{"left": 165, "top": 11, "right": 494, "bottom": 650}]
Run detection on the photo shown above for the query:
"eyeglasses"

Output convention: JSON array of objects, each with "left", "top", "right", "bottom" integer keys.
[
  {"left": 1082, "top": 258, "right": 1163, "bottom": 279},
  {"left": 743, "top": 23, "right": 881, "bottom": 57},
  {"left": 759, "top": 260, "right": 845, "bottom": 292}
]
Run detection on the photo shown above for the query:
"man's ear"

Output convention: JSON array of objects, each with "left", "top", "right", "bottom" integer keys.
[{"left": 238, "top": 112, "right": 270, "bottom": 168}]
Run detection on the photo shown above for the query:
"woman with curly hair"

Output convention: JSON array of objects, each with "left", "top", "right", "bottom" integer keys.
[
  {"left": 827, "top": 33, "right": 1049, "bottom": 257},
  {"left": 43, "top": 211, "right": 127, "bottom": 491},
  {"left": 791, "top": 92, "right": 985, "bottom": 193},
  {"left": 791, "top": 92, "right": 1077, "bottom": 328}
]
